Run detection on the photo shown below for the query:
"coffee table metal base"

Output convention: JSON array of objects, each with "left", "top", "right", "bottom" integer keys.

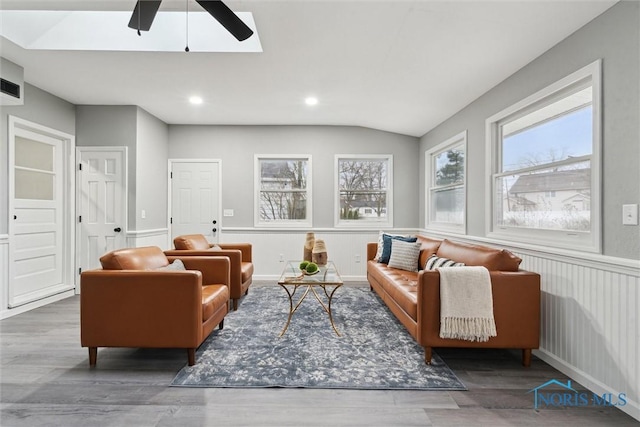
[{"left": 277, "top": 283, "right": 342, "bottom": 337}]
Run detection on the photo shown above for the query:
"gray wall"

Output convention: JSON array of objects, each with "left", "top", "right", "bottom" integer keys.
[
  {"left": 168, "top": 125, "right": 419, "bottom": 229},
  {"left": 419, "top": 1, "right": 640, "bottom": 260},
  {"left": 136, "top": 108, "right": 169, "bottom": 230},
  {"left": 76, "top": 105, "right": 169, "bottom": 230},
  {"left": 0, "top": 83, "right": 76, "bottom": 235}
]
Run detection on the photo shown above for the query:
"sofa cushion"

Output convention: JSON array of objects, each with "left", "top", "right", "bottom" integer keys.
[
  {"left": 368, "top": 262, "right": 418, "bottom": 320},
  {"left": 388, "top": 239, "right": 422, "bottom": 272},
  {"left": 417, "top": 236, "right": 443, "bottom": 270},
  {"left": 201, "top": 284, "right": 229, "bottom": 322},
  {"left": 174, "top": 234, "right": 211, "bottom": 250},
  {"left": 241, "top": 262, "right": 254, "bottom": 283},
  {"left": 436, "top": 239, "right": 522, "bottom": 271},
  {"left": 379, "top": 234, "right": 417, "bottom": 264},
  {"left": 424, "top": 254, "right": 465, "bottom": 270},
  {"left": 100, "top": 246, "right": 169, "bottom": 270}
]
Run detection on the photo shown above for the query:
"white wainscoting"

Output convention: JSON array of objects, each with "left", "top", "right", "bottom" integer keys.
[
  {"left": 221, "top": 228, "right": 414, "bottom": 281},
  {"left": 126, "top": 228, "right": 170, "bottom": 250},
  {"left": 420, "top": 230, "right": 640, "bottom": 421}
]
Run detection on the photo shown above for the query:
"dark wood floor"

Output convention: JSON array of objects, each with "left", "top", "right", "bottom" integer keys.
[{"left": 1, "top": 285, "right": 637, "bottom": 426}]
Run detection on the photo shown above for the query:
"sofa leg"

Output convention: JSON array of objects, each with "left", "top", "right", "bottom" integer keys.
[
  {"left": 424, "top": 347, "right": 432, "bottom": 365},
  {"left": 233, "top": 298, "right": 239, "bottom": 311},
  {"left": 187, "top": 348, "right": 196, "bottom": 366},
  {"left": 88, "top": 347, "right": 97, "bottom": 367},
  {"left": 219, "top": 319, "right": 224, "bottom": 330},
  {"left": 522, "top": 349, "right": 532, "bottom": 367}
]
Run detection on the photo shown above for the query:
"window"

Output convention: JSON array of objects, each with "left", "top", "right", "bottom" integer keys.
[
  {"left": 335, "top": 155, "right": 392, "bottom": 227},
  {"left": 255, "top": 155, "right": 312, "bottom": 227},
  {"left": 425, "top": 131, "right": 467, "bottom": 233},
  {"left": 486, "top": 60, "right": 601, "bottom": 252}
]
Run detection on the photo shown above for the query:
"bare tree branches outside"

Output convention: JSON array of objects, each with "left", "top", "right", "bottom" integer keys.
[
  {"left": 259, "top": 158, "right": 308, "bottom": 221},
  {"left": 338, "top": 158, "right": 389, "bottom": 221}
]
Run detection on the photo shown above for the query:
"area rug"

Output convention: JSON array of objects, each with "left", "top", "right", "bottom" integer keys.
[{"left": 171, "top": 285, "right": 466, "bottom": 390}]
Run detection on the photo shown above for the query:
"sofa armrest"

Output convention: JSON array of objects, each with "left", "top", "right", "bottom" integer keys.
[
  {"left": 80, "top": 270, "right": 204, "bottom": 348},
  {"left": 367, "top": 243, "right": 378, "bottom": 261},
  {"left": 417, "top": 269, "right": 541, "bottom": 347},
  {"left": 218, "top": 243, "right": 252, "bottom": 263},
  {"left": 166, "top": 256, "right": 231, "bottom": 288}
]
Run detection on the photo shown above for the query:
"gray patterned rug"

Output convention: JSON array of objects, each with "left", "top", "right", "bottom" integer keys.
[{"left": 171, "top": 285, "right": 466, "bottom": 390}]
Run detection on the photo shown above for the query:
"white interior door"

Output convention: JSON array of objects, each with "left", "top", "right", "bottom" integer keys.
[
  {"left": 170, "top": 160, "right": 221, "bottom": 243},
  {"left": 9, "top": 126, "right": 70, "bottom": 307},
  {"left": 78, "top": 148, "right": 127, "bottom": 272}
]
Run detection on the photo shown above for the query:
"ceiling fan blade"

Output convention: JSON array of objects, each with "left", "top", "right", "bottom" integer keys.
[
  {"left": 195, "top": 0, "right": 254, "bottom": 41},
  {"left": 128, "top": 0, "right": 163, "bottom": 32}
]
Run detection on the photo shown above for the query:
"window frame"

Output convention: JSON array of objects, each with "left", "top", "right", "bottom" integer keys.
[
  {"left": 334, "top": 154, "right": 393, "bottom": 228},
  {"left": 485, "top": 59, "right": 602, "bottom": 253},
  {"left": 425, "top": 130, "right": 467, "bottom": 234},
  {"left": 254, "top": 154, "right": 313, "bottom": 228}
]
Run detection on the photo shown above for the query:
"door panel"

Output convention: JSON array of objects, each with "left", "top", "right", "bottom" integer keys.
[
  {"left": 171, "top": 161, "right": 221, "bottom": 243},
  {"left": 78, "top": 149, "right": 127, "bottom": 272},
  {"left": 10, "top": 129, "right": 64, "bottom": 307}
]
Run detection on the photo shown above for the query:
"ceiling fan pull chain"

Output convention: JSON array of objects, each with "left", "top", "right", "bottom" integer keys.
[{"left": 185, "top": 0, "right": 190, "bottom": 52}]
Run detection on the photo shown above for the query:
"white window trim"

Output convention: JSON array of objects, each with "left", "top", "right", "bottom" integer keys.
[
  {"left": 334, "top": 154, "right": 393, "bottom": 228},
  {"left": 425, "top": 130, "right": 467, "bottom": 235},
  {"left": 254, "top": 154, "right": 312, "bottom": 228},
  {"left": 485, "top": 59, "right": 602, "bottom": 253}
]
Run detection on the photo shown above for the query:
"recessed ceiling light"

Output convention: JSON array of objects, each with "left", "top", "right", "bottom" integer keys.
[
  {"left": 305, "top": 97, "right": 318, "bottom": 106},
  {"left": 189, "top": 96, "right": 203, "bottom": 105}
]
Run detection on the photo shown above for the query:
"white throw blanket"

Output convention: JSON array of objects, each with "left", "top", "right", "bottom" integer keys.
[{"left": 438, "top": 266, "right": 497, "bottom": 342}]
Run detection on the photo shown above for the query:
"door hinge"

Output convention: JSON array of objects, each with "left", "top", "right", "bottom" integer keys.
[
  {"left": 170, "top": 172, "right": 173, "bottom": 179},
  {"left": 79, "top": 163, "right": 82, "bottom": 171},
  {"left": 78, "top": 215, "right": 82, "bottom": 223},
  {"left": 170, "top": 217, "right": 173, "bottom": 224},
  {"left": 78, "top": 267, "right": 82, "bottom": 274}
]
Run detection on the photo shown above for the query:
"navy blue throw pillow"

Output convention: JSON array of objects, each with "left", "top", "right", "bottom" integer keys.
[{"left": 378, "top": 234, "right": 417, "bottom": 264}]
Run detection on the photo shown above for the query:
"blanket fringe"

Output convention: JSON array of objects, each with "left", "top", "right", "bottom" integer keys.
[{"left": 439, "top": 317, "right": 497, "bottom": 342}]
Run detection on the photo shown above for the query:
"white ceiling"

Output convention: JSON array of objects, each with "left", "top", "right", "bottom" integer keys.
[{"left": 0, "top": 0, "right": 617, "bottom": 137}]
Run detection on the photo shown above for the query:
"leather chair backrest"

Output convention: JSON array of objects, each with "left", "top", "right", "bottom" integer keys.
[
  {"left": 100, "top": 246, "right": 169, "bottom": 270},
  {"left": 436, "top": 239, "right": 522, "bottom": 271},
  {"left": 417, "top": 236, "right": 442, "bottom": 269},
  {"left": 174, "top": 234, "right": 210, "bottom": 250}
]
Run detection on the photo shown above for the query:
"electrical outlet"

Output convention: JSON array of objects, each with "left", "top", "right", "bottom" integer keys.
[
  {"left": 141, "top": 209, "right": 146, "bottom": 219},
  {"left": 279, "top": 253, "right": 284, "bottom": 262},
  {"left": 623, "top": 204, "right": 638, "bottom": 225},
  {"left": 355, "top": 254, "right": 361, "bottom": 263}
]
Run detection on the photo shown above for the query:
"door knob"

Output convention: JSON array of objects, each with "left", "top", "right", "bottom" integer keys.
[
  {"left": 114, "top": 227, "right": 122, "bottom": 232},
  {"left": 212, "top": 228, "right": 217, "bottom": 233},
  {"left": 213, "top": 220, "right": 217, "bottom": 224}
]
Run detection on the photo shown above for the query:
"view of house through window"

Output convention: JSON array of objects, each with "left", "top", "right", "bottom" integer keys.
[
  {"left": 336, "top": 155, "right": 392, "bottom": 226},
  {"left": 487, "top": 59, "right": 601, "bottom": 251},
  {"left": 425, "top": 131, "right": 466, "bottom": 232},
  {"left": 497, "top": 87, "right": 592, "bottom": 232},
  {"left": 256, "top": 156, "right": 311, "bottom": 225}
]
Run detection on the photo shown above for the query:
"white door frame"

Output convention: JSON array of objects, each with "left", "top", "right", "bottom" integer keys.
[
  {"left": 8, "top": 115, "right": 76, "bottom": 302},
  {"left": 76, "top": 146, "right": 128, "bottom": 277},
  {"left": 167, "top": 159, "right": 222, "bottom": 247}
]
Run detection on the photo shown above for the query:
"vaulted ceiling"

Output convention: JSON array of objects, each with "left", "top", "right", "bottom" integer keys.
[{"left": 0, "top": 1, "right": 617, "bottom": 137}]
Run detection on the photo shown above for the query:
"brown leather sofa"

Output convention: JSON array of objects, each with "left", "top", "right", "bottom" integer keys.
[
  {"left": 367, "top": 236, "right": 540, "bottom": 367},
  {"left": 80, "top": 246, "right": 230, "bottom": 367},
  {"left": 165, "top": 234, "right": 254, "bottom": 311}
]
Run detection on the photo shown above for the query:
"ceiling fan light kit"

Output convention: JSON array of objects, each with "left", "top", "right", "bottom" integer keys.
[{"left": 128, "top": 0, "right": 253, "bottom": 42}]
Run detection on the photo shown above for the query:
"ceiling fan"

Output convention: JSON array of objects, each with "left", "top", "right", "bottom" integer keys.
[{"left": 128, "top": 0, "right": 254, "bottom": 42}]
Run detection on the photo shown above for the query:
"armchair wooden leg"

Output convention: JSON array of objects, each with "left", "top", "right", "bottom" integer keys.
[
  {"left": 88, "top": 347, "right": 97, "bottom": 367},
  {"left": 187, "top": 348, "right": 196, "bottom": 366},
  {"left": 424, "top": 347, "right": 433, "bottom": 365},
  {"left": 522, "top": 349, "right": 532, "bottom": 367},
  {"left": 219, "top": 319, "right": 224, "bottom": 330},
  {"left": 233, "top": 298, "right": 239, "bottom": 311}
]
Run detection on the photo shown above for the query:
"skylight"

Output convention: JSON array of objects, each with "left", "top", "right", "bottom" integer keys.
[{"left": 0, "top": 10, "right": 262, "bottom": 52}]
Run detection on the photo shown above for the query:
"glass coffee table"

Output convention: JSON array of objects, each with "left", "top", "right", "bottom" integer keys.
[{"left": 277, "top": 261, "right": 343, "bottom": 337}]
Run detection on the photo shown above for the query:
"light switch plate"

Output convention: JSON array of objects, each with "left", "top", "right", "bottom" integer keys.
[
  {"left": 622, "top": 204, "right": 638, "bottom": 225},
  {"left": 223, "top": 209, "right": 234, "bottom": 217}
]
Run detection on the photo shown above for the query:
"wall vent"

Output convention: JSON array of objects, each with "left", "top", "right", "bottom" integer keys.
[
  {"left": 1, "top": 57, "right": 24, "bottom": 106},
  {"left": 1, "top": 78, "right": 20, "bottom": 98}
]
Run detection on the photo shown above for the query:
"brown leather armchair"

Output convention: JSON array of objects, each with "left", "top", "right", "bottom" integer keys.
[
  {"left": 80, "top": 246, "right": 230, "bottom": 367},
  {"left": 165, "top": 234, "right": 254, "bottom": 311}
]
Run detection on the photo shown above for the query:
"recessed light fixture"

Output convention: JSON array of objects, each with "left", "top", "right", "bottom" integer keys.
[
  {"left": 189, "top": 96, "right": 203, "bottom": 105},
  {"left": 305, "top": 96, "right": 318, "bottom": 106}
]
